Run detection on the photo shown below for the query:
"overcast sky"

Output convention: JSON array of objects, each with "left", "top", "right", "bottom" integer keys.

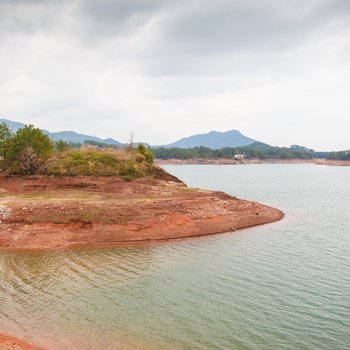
[{"left": 0, "top": 0, "right": 349, "bottom": 150}]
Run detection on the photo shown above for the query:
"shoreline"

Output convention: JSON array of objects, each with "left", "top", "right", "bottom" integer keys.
[
  {"left": 0, "top": 174, "right": 283, "bottom": 348},
  {"left": 0, "top": 175, "right": 283, "bottom": 251},
  {"left": 0, "top": 331, "right": 43, "bottom": 350},
  {"left": 156, "top": 158, "right": 350, "bottom": 166}
]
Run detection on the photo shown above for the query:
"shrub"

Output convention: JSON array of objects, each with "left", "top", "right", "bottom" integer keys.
[
  {"left": 118, "top": 161, "right": 143, "bottom": 178},
  {"left": 17, "top": 146, "right": 42, "bottom": 175},
  {"left": 6, "top": 125, "right": 53, "bottom": 162},
  {"left": 55, "top": 140, "right": 69, "bottom": 152},
  {"left": 0, "top": 123, "right": 157, "bottom": 180},
  {"left": 137, "top": 144, "right": 154, "bottom": 163},
  {"left": 135, "top": 153, "right": 146, "bottom": 163},
  {"left": 46, "top": 149, "right": 151, "bottom": 179}
]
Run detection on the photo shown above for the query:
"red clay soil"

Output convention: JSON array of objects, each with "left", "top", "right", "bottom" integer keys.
[
  {"left": 0, "top": 175, "right": 284, "bottom": 250},
  {"left": 0, "top": 332, "right": 43, "bottom": 349}
]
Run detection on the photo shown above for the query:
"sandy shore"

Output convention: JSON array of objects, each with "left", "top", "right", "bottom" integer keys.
[
  {"left": 313, "top": 159, "right": 350, "bottom": 166},
  {"left": 0, "top": 331, "right": 43, "bottom": 349},
  {"left": 0, "top": 175, "right": 283, "bottom": 250},
  {"left": 156, "top": 158, "right": 350, "bottom": 166}
]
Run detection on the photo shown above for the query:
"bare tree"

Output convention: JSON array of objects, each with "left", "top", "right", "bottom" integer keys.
[
  {"left": 18, "top": 146, "right": 41, "bottom": 175},
  {"left": 127, "top": 131, "right": 135, "bottom": 151}
]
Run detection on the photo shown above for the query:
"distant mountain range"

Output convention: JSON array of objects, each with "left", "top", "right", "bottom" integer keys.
[
  {"left": 0, "top": 119, "right": 122, "bottom": 145},
  {"left": 163, "top": 130, "right": 256, "bottom": 149},
  {"left": 0, "top": 118, "right": 257, "bottom": 149}
]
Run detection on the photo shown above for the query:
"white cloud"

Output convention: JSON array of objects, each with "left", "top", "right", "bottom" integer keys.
[{"left": 0, "top": 0, "right": 349, "bottom": 150}]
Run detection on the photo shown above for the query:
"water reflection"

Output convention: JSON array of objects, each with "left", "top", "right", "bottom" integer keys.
[
  {"left": 1, "top": 165, "right": 350, "bottom": 350},
  {"left": 0, "top": 246, "right": 155, "bottom": 349}
]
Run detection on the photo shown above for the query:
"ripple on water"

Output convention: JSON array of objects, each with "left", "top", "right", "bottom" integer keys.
[{"left": 1, "top": 164, "right": 350, "bottom": 349}]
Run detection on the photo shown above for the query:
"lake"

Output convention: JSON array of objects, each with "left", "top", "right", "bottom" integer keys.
[{"left": 1, "top": 164, "right": 350, "bottom": 349}]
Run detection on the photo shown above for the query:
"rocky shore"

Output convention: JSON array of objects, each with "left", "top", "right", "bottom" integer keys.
[{"left": 0, "top": 175, "right": 283, "bottom": 250}]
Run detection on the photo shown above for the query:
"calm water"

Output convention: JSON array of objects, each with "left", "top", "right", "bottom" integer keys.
[{"left": 1, "top": 164, "right": 350, "bottom": 349}]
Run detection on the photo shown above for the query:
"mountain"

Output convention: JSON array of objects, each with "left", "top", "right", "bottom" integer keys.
[
  {"left": 0, "top": 119, "right": 25, "bottom": 133},
  {"left": 0, "top": 118, "right": 122, "bottom": 145},
  {"left": 43, "top": 131, "right": 122, "bottom": 145},
  {"left": 163, "top": 130, "right": 257, "bottom": 149},
  {"left": 0, "top": 118, "right": 256, "bottom": 149},
  {"left": 246, "top": 141, "right": 272, "bottom": 150}
]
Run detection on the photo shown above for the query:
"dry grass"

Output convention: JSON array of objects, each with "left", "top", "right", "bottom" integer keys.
[{"left": 45, "top": 148, "right": 154, "bottom": 180}]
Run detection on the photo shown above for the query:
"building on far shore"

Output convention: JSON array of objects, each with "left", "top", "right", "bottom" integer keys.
[{"left": 234, "top": 154, "right": 245, "bottom": 160}]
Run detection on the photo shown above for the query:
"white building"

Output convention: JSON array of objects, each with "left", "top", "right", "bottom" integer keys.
[{"left": 234, "top": 154, "right": 245, "bottom": 160}]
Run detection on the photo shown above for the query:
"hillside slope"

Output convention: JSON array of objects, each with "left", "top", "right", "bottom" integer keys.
[
  {"left": 0, "top": 118, "right": 122, "bottom": 145},
  {"left": 164, "top": 130, "right": 256, "bottom": 149},
  {"left": 0, "top": 118, "right": 257, "bottom": 149}
]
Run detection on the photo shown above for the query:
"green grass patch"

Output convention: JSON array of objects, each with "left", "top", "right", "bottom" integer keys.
[{"left": 46, "top": 149, "right": 154, "bottom": 179}]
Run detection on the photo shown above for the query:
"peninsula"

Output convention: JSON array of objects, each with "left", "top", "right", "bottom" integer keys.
[
  {"left": 0, "top": 123, "right": 283, "bottom": 251},
  {"left": 0, "top": 124, "right": 284, "bottom": 350},
  {"left": 0, "top": 174, "right": 283, "bottom": 250}
]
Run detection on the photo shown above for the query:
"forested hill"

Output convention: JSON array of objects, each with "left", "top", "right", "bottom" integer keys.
[
  {"left": 1, "top": 118, "right": 348, "bottom": 159},
  {"left": 152, "top": 143, "right": 323, "bottom": 160},
  {"left": 73, "top": 140, "right": 350, "bottom": 161},
  {"left": 1, "top": 119, "right": 256, "bottom": 148},
  {"left": 163, "top": 130, "right": 256, "bottom": 149}
]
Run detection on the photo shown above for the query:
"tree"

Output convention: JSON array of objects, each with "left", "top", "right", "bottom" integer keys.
[
  {"left": 0, "top": 122, "right": 13, "bottom": 158},
  {"left": 17, "top": 146, "right": 41, "bottom": 175},
  {"left": 6, "top": 125, "right": 53, "bottom": 162},
  {"left": 137, "top": 143, "right": 154, "bottom": 163},
  {"left": 55, "top": 140, "right": 69, "bottom": 152},
  {"left": 126, "top": 131, "right": 135, "bottom": 151}
]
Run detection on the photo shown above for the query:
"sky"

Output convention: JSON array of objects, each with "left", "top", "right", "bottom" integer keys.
[{"left": 0, "top": 0, "right": 349, "bottom": 150}]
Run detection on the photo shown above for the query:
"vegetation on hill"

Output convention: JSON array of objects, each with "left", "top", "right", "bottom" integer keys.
[
  {"left": 164, "top": 129, "right": 256, "bottom": 149},
  {"left": 326, "top": 150, "right": 350, "bottom": 160},
  {"left": 0, "top": 122, "right": 12, "bottom": 158},
  {"left": 56, "top": 140, "right": 345, "bottom": 161},
  {"left": 0, "top": 118, "right": 122, "bottom": 145},
  {"left": 0, "top": 122, "right": 157, "bottom": 180},
  {"left": 6, "top": 124, "right": 53, "bottom": 161},
  {"left": 1, "top": 122, "right": 348, "bottom": 166},
  {"left": 46, "top": 149, "right": 154, "bottom": 180},
  {"left": 152, "top": 142, "right": 316, "bottom": 160},
  {"left": 0, "top": 123, "right": 53, "bottom": 174}
]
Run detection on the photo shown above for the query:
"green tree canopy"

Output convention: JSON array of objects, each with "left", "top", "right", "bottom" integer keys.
[
  {"left": 137, "top": 143, "right": 154, "bottom": 163},
  {"left": 55, "top": 140, "right": 69, "bottom": 152},
  {"left": 0, "top": 122, "right": 13, "bottom": 157},
  {"left": 6, "top": 124, "right": 53, "bottom": 161}
]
